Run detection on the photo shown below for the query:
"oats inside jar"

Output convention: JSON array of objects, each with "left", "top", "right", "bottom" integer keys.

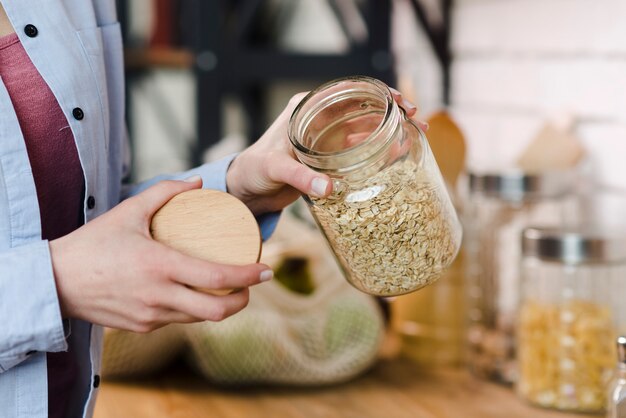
[{"left": 309, "top": 159, "right": 459, "bottom": 296}]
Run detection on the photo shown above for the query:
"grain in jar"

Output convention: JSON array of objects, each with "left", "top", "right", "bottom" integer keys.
[{"left": 518, "top": 227, "right": 626, "bottom": 413}]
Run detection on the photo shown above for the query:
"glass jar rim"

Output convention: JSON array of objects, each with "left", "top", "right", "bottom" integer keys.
[{"left": 288, "top": 75, "right": 395, "bottom": 159}]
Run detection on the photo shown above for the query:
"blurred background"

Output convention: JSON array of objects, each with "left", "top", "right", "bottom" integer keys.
[
  {"left": 97, "top": 1, "right": 626, "bottom": 417},
  {"left": 121, "top": 0, "right": 626, "bottom": 192}
]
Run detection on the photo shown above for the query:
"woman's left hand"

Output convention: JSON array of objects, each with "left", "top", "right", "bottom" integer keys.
[{"left": 225, "top": 90, "right": 423, "bottom": 216}]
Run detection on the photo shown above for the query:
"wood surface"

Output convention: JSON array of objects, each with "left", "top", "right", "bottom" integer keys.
[
  {"left": 150, "top": 189, "right": 262, "bottom": 295},
  {"left": 94, "top": 358, "right": 600, "bottom": 418},
  {"left": 124, "top": 47, "right": 194, "bottom": 70}
]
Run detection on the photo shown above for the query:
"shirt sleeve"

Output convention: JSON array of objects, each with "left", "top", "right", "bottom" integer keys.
[
  {"left": 121, "top": 153, "right": 237, "bottom": 198},
  {"left": 121, "top": 154, "right": 280, "bottom": 240},
  {"left": 0, "top": 241, "right": 67, "bottom": 373}
]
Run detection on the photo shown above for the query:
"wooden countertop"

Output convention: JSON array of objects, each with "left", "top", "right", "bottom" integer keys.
[{"left": 93, "top": 358, "right": 600, "bottom": 418}]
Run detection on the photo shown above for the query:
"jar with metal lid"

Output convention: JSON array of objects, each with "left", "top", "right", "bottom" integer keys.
[
  {"left": 288, "top": 76, "right": 462, "bottom": 296},
  {"left": 464, "top": 170, "right": 579, "bottom": 383},
  {"left": 518, "top": 227, "right": 626, "bottom": 413}
]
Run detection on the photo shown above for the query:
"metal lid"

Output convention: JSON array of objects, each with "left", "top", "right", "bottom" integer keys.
[
  {"left": 468, "top": 170, "right": 576, "bottom": 201},
  {"left": 522, "top": 227, "right": 626, "bottom": 264},
  {"left": 618, "top": 336, "right": 626, "bottom": 364}
]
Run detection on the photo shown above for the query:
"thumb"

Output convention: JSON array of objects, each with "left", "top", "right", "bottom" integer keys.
[{"left": 135, "top": 175, "right": 203, "bottom": 215}]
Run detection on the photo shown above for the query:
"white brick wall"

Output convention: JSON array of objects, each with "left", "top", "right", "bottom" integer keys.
[
  {"left": 392, "top": 0, "right": 444, "bottom": 115},
  {"left": 451, "top": 0, "right": 626, "bottom": 189},
  {"left": 452, "top": 0, "right": 626, "bottom": 55}
]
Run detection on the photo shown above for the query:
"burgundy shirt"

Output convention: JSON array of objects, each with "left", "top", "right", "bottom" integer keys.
[{"left": 0, "top": 32, "right": 85, "bottom": 418}]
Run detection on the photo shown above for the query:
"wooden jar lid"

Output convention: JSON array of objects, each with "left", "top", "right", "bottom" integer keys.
[{"left": 150, "top": 189, "right": 262, "bottom": 295}]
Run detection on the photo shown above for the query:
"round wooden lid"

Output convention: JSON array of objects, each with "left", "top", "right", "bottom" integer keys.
[{"left": 150, "top": 189, "right": 262, "bottom": 295}]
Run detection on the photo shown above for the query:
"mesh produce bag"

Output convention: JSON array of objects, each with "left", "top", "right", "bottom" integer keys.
[
  {"left": 184, "top": 214, "right": 385, "bottom": 385},
  {"left": 101, "top": 324, "right": 185, "bottom": 378}
]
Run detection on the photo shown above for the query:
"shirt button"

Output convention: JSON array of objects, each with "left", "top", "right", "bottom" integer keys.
[
  {"left": 72, "top": 107, "right": 85, "bottom": 121},
  {"left": 93, "top": 375, "right": 101, "bottom": 388},
  {"left": 87, "top": 196, "right": 96, "bottom": 209},
  {"left": 24, "top": 24, "right": 38, "bottom": 38}
]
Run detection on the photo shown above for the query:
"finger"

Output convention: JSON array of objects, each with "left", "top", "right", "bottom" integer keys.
[
  {"left": 416, "top": 120, "right": 429, "bottom": 132},
  {"left": 134, "top": 176, "right": 203, "bottom": 216},
  {"left": 266, "top": 155, "right": 332, "bottom": 198},
  {"left": 160, "top": 309, "right": 203, "bottom": 324},
  {"left": 343, "top": 114, "right": 383, "bottom": 136},
  {"left": 389, "top": 135, "right": 412, "bottom": 163},
  {"left": 166, "top": 251, "right": 273, "bottom": 290},
  {"left": 389, "top": 87, "right": 418, "bottom": 117},
  {"left": 136, "top": 308, "right": 202, "bottom": 328},
  {"left": 257, "top": 91, "right": 309, "bottom": 147},
  {"left": 345, "top": 132, "right": 371, "bottom": 148},
  {"left": 287, "top": 91, "right": 309, "bottom": 111},
  {"left": 277, "top": 91, "right": 310, "bottom": 120},
  {"left": 165, "top": 285, "right": 251, "bottom": 322},
  {"left": 389, "top": 87, "right": 403, "bottom": 102}
]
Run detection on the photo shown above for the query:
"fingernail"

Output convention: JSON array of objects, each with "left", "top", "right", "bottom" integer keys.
[
  {"left": 311, "top": 177, "right": 329, "bottom": 197},
  {"left": 402, "top": 99, "right": 417, "bottom": 111},
  {"left": 260, "top": 270, "right": 273, "bottom": 282},
  {"left": 422, "top": 122, "right": 430, "bottom": 131},
  {"left": 183, "top": 175, "right": 202, "bottom": 183}
]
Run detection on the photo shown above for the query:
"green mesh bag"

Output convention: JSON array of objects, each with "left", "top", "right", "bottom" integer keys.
[
  {"left": 101, "top": 324, "right": 185, "bottom": 378},
  {"left": 184, "top": 215, "right": 385, "bottom": 385}
]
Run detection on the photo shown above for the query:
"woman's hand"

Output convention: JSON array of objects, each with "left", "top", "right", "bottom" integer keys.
[
  {"left": 50, "top": 177, "right": 272, "bottom": 333},
  {"left": 225, "top": 90, "right": 424, "bottom": 215}
]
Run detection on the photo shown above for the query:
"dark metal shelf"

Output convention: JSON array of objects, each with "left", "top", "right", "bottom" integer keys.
[
  {"left": 215, "top": 50, "right": 388, "bottom": 83},
  {"left": 118, "top": 0, "right": 455, "bottom": 169}
]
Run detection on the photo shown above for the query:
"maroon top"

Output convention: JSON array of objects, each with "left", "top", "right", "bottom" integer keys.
[{"left": 0, "top": 32, "right": 85, "bottom": 418}]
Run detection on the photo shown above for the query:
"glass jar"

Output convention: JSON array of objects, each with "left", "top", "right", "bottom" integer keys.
[
  {"left": 464, "top": 170, "right": 579, "bottom": 383},
  {"left": 288, "top": 76, "right": 462, "bottom": 296},
  {"left": 607, "top": 336, "right": 626, "bottom": 418},
  {"left": 518, "top": 227, "right": 626, "bottom": 413}
]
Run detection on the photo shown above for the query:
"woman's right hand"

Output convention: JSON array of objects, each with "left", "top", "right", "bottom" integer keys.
[{"left": 49, "top": 177, "right": 272, "bottom": 333}]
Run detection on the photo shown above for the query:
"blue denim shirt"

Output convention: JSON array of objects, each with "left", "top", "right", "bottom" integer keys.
[{"left": 0, "top": 1, "right": 277, "bottom": 417}]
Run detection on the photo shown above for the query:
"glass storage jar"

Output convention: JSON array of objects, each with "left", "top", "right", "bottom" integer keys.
[
  {"left": 607, "top": 336, "right": 626, "bottom": 418},
  {"left": 288, "top": 76, "right": 462, "bottom": 297},
  {"left": 517, "top": 227, "right": 626, "bottom": 413},
  {"left": 464, "top": 170, "right": 579, "bottom": 383}
]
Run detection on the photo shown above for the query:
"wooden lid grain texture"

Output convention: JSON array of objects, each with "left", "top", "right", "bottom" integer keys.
[{"left": 150, "top": 189, "right": 262, "bottom": 295}]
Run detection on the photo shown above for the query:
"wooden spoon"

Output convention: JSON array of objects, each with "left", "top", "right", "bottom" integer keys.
[
  {"left": 425, "top": 111, "right": 466, "bottom": 187},
  {"left": 150, "top": 189, "right": 262, "bottom": 296}
]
